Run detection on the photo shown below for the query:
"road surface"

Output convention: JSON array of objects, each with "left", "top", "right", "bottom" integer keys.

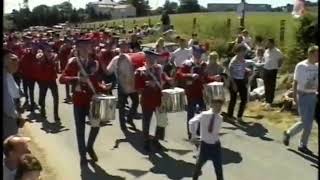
[{"left": 20, "top": 82, "right": 318, "bottom": 180}]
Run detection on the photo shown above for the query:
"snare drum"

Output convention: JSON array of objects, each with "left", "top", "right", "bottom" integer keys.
[
  {"left": 160, "top": 87, "right": 186, "bottom": 113},
  {"left": 90, "top": 94, "right": 117, "bottom": 127},
  {"left": 203, "top": 82, "right": 225, "bottom": 107}
]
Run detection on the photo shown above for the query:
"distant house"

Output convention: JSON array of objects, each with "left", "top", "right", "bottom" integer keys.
[
  {"left": 207, "top": 3, "right": 272, "bottom": 12},
  {"left": 87, "top": 0, "right": 136, "bottom": 19}
]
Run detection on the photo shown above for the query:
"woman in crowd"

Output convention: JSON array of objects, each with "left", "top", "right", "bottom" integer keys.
[{"left": 226, "top": 44, "right": 251, "bottom": 121}]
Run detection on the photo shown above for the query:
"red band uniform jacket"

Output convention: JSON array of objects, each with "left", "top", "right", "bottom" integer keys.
[
  {"left": 135, "top": 64, "right": 163, "bottom": 111},
  {"left": 59, "top": 57, "right": 110, "bottom": 107},
  {"left": 176, "top": 61, "right": 207, "bottom": 102}
]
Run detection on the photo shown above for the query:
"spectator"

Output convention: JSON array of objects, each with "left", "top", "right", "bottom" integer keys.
[
  {"left": 161, "top": 10, "right": 171, "bottom": 32},
  {"left": 283, "top": 45, "right": 318, "bottom": 155},
  {"left": 3, "top": 49, "right": 25, "bottom": 140},
  {"left": 155, "top": 37, "right": 165, "bottom": 53},
  {"left": 250, "top": 48, "right": 265, "bottom": 90},
  {"left": 15, "top": 154, "right": 42, "bottom": 180},
  {"left": 226, "top": 44, "right": 251, "bottom": 121},
  {"left": 254, "top": 35, "right": 264, "bottom": 50},
  {"left": 204, "top": 51, "right": 224, "bottom": 80},
  {"left": 171, "top": 38, "right": 193, "bottom": 68},
  {"left": 3, "top": 135, "right": 31, "bottom": 180},
  {"left": 263, "top": 38, "right": 284, "bottom": 108},
  {"left": 241, "top": 29, "right": 253, "bottom": 48},
  {"left": 188, "top": 33, "right": 198, "bottom": 48}
]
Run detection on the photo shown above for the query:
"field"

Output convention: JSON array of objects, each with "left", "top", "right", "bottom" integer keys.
[{"left": 85, "top": 12, "right": 300, "bottom": 55}]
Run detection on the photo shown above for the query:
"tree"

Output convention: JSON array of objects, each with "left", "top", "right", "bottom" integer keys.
[
  {"left": 126, "top": 0, "right": 151, "bottom": 16},
  {"left": 178, "top": 0, "right": 200, "bottom": 13},
  {"left": 31, "top": 5, "right": 50, "bottom": 26},
  {"left": 86, "top": 4, "right": 98, "bottom": 20},
  {"left": 163, "top": 0, "right": 178, "bottom": 14},
  {"left": 69, "top": 9, "right": 80, "bottom": 23}
]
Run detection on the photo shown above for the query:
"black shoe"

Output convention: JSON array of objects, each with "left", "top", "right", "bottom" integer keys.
[
  {"left": 153, "top": 140, "right": 162, "bottom": 150},
  {"left": 87, "top": 148, "right": 98, "bottom": 162},
  {"left": 23, "top": 101, "right": 29, "bottom": 108},
  {"left": 283, "top": 131, "right": 290, "bottom": 146},
  {"left": 298, "top": 146, "right": 314, "bottom": 155},
  {"left": 40, "top": 109, "right": 46, "bottom": 118}
]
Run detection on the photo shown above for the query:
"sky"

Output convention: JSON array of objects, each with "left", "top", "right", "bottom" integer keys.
[{"left": 4, "top": 0, "right": 318, "bottom": 14}]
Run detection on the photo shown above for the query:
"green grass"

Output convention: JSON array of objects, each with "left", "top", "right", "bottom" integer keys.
[{"left": 84, "top": 12, "right": 299, "bottom": 53}]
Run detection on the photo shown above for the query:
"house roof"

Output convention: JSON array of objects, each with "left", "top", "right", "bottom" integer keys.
[{"left": 90, "top": 0, "right": 117, "bottom": 5}]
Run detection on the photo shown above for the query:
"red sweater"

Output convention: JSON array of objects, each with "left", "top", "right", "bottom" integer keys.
[
  {"left": 20, "top": 49, "right": 39, "bottom": 81},
  {"left": 97, "top": 50, "right": 114, "bottom": 75},
  {"left": 58, "top": 45, "right": 72, "bottom": 70},
  {"left": 38, "top": 54, "right": 58, "bottom": 82},
  {"left": 176, "top": 62, "right": 207, "bottom": 102},
  {"left": 59, "top": 58, "right": 110, "bottom": 107},
  {"left": 135, "top": 65, "right": 162, "bottom": 111}
]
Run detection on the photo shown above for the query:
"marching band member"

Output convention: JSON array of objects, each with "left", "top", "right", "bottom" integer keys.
[
  {"left": 20, "top": 43, "right": 39, "bottom": 111},
  {"left": 135, "top": 51, "right": 165, "bottom": 152},
  {"left": 176, "top": 45, "right": 207, "bottom": 139},
  {"left": 97, "top": 42, "right": 116, "bottom": 91},
  {"left": 59, "top": 38, "right": 112, "bottom": 165},
  {"left": 37, "top": 43, "right": 60, "bottom": 122},
  {"left": 58, "top": 39, "right": 73, "bottom": 102},
  {"left": 105, "top": 40, "right": 139, "bottom": 131}
]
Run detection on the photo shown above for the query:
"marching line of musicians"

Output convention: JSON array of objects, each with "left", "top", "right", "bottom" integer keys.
[{"left": 6, "top": 34, "right": 253, "bottom": 180}]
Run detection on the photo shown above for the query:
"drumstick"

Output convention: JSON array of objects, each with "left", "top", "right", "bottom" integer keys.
[{"left": 75, "top": 55, "right": 97, "bottom": 95}]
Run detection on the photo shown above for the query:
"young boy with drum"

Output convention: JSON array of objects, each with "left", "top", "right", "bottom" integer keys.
[
  {"left": 189, "top": 98, "right": 225, "bottom": 180},
  {"left": 59, "top": 38, "right": 112, "bottom": 165},
  {"left": 135, "top": 50, "right": 166, "bottom": 152}
]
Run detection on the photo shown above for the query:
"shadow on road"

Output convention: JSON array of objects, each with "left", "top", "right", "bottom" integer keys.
[
  {"left": 148, "top": 151, "right": 195, "bottom": 179},
  {"left": 27, "top": 112, "right": 69, "bottom": 134},
  {"left": 81, "top": 161, "right": 125, "bottom": 180},
  {"left": 223, "top": 117, "right": 274, "bottom": 141},
  {"left": 287, "top": 148, "right": 318, "bottom": 166},
  {"left": 221, "top": 147, "right": 243, "bottom": 165},
  {"left": 112, "top": 129, "right": 148, "bottom": 155},
  {"left": 118, "top": 168, "right": 149, "bottom": 178}
]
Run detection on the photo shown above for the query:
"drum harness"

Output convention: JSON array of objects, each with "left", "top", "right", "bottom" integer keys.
[{"left": 74, "top": 56, "right": 97, "bottom": 95}]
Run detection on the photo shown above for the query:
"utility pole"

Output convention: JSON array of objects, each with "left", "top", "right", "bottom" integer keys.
[{"left": 240, "top": 0, "right": 245, "bottom": 28}]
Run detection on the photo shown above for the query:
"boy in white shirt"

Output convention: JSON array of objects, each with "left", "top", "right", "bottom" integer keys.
[{"left": 189, "top": 99, "right": 225, "bottom": 180}]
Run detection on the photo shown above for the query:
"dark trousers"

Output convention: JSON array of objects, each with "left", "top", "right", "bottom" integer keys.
[
  {"left": 263, "top": 69, "right": 278, "bottom": 104},
  {"left": 193, "top": 141, "right": 224, "bottom": 180},
  {"left": 22, "top": 78, "right": 36, "bottom": 105},
  {"left": 142, "top": 108, "right": 161, "bottom": 142},
  {"left": 227, "top": 79, "right": 248, "bottom": 118},
  {"left": 39, "top": 81, "right": 59, "bottom": 117},
  {"left": 187, "top": 98, "right": 206, "bottom": 136},
  {"left": 118, "top": 88, "right": 139, "bottom": 130},
  {"left": 73, "top": 106, "right": 100, "bottom": 159}
]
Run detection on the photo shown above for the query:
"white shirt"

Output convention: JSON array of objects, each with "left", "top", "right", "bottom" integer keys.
[
  {"left": 172, "top": 48, "right": 193, "bottom": 67},
  {"left": 243, "top": 36, "right": 253, "bottom": 48},
  {"left": 263, "top": 48, "right": 283, "bottom": 70},
  {"left": 294, "top": 60, "right": 318, "bottom": 93},
  {"left": 107, "top": 54, "right": 136, "bottom": 94},
  {"left": 188, "top": 109, "right": 223, "bottom": 144}
]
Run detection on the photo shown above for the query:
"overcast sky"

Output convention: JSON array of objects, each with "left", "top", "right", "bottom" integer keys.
[{"left": 4, "top": 0, "right": 318, "bottom": 14}]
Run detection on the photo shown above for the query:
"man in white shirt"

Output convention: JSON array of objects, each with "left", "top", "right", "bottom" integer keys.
[
  {"left": 283, "top": 45, "right": 318, "bottom": 155},
  {"left": 3, "top": 135, "right": 31, "bottom": 180},
  {"left": 171, "top": 38, "right": 193, "bottom": 68},
  {"left": 263, "top": 38, "right": 283, "bottom": 107},
  {"left": 189, "top": 99, "right": 225, "bottom": 180},
  {"left": 106, "top": 40, "right": 138, "bottom": 131},
  {"left": 188, "top": 33, "right": 198, "bottom": 48}
]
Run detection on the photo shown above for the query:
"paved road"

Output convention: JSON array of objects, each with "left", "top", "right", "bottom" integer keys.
[{"left": 21, "top": 82, "right": 318, "bottom": 180}]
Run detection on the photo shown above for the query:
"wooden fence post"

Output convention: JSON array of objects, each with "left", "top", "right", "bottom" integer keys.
[
  {"left": 227, "top": 18, "right": 231, "bottom": 36},
  {"left": 148, "top": 18, "right": 151, "bottom": 26},
  {"left": 192, "top": 17, "right": 197, "bottom": 32},
  {"left": 280, "top": 20, "right": 286, "bottom": 48}
]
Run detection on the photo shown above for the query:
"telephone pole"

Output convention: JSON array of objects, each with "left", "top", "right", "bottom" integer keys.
[{"left": 240, "top": 0, "right": 245, "bottom": 28}]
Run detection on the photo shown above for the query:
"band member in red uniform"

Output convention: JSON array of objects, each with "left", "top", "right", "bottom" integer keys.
[
  {"left": 176, "top": 46, "right": 207, "bottom": 139},
  {"left": 135, "top": 51, "right": 165, "bottom": 152},
  {"left": 59, "top": 39, "right": 111, "bottom": 165},
  {"left": 105, "top": 40, "right": 139, "bottom": 131},
  {"left": 37, "top": 43, "right": 60, "bottom": 122},
  {"left": 58, "top": 39, "right": 73, "bottom": 102},
  {"left": 20, "top": 43, "right": 39, "bottom": 111},
  {"left": 97, "top": 42, "right": 116, "bottom": 91}
]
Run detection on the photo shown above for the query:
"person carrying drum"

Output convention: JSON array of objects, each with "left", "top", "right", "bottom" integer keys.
[
  {"left": 176, "top": 45, "right": 207, "bottom": 139},
  {"left": 37, "top": 43, "right": 60, "bottom": 122},
  {"left": 135, "top": 50, "right": 167, "bottom": 152},
  {"left": 59, "top": 38, "right": 112, "bottom": 165},
  {"left": 105, "top": 40, "right": 139, "bottom": 132}
]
